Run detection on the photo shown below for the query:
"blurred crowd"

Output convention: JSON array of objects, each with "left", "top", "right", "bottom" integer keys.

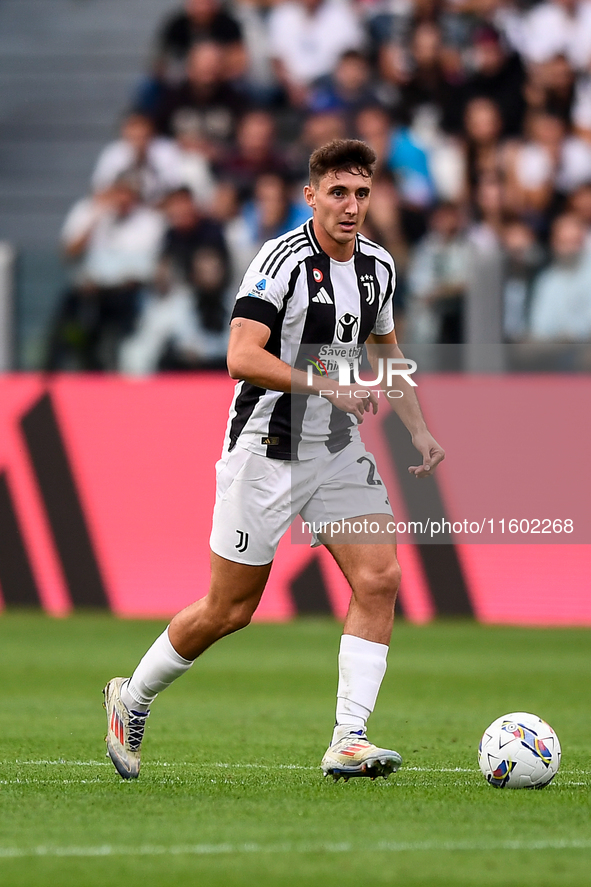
[{"left": 47, "top": 0, "right": 591, "bottom": 372}]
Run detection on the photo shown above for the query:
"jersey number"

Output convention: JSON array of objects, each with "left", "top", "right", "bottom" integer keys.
[{"left": 357, "top": 457, "right": 382, "bottom": 486}]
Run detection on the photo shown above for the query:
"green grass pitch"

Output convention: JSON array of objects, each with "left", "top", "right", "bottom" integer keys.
[{"left": 0, "top": 613, "right": 589, "bottom": 887}]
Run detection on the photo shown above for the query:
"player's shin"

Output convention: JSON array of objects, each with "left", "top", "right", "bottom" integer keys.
[{"left": 331, "top": 633, "right": 388, "bottom": 745}]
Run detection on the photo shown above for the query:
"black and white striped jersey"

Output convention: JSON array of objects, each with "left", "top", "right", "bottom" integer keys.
[{"left": 225, "top": 217, "right": 396, "bottom": 461}]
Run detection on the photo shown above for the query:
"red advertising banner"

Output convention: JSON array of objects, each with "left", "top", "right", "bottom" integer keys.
[{"left": 0, "top": 374, "right": 589, "bottom": 625}]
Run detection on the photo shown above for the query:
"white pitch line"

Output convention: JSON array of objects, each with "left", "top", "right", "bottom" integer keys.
[
  {"left": 15, "top": 761, "right": 111, "bottom": 767},
  {"left": 11, "top": 760, "right": 316, "bottom": 771},
  {"left": 0, "top": 780, "right": 102, "bottom": 785},
  {"left": 8, "top": 761, "right": 590, "bottom": 777},
  {"left": 0, "top": 839, "right": 590, "bottom": 860}
]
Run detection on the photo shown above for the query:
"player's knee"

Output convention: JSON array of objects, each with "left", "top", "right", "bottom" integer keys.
[
  {"left": 359, "top": 561, "right": 401, "bottom": 602},
  {"left": 225, "top": 601, "right": 255, "bottom": 633},
  {"left": 377, "top": 562, "right": 401, "bottom": 600}
]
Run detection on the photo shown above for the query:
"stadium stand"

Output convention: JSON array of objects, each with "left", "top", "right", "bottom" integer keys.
[{"left": 3, "top": 0, "right": 591, "bottom": 368}]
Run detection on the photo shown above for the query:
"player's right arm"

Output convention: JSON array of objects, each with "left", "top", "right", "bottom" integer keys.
[{"left": 227, "top": 317, "right": 375, "bottom": 424}]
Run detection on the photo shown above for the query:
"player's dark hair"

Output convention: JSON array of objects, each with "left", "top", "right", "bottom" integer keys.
[{"left": 309, "top": 139, "right": 376, "bottom": 187}]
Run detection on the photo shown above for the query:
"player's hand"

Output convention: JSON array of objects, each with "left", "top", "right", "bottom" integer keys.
[
  {"left": 325, "top": 387, "right": 379, "bottom": 423},
  {"left": 408, "top": 431, "right": 445, "bottom": 478}
]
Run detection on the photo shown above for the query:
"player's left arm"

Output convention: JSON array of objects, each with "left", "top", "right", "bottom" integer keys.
[{"left": 367, "top": 330, "right": 445, "bottom": 478}]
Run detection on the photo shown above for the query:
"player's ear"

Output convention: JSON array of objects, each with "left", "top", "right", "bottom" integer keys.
[{"left": 304, "top": 184, "right": 316, "bottom": 209}]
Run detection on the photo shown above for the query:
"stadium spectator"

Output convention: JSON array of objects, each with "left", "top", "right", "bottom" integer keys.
[
  {"left": 124, "top": 246, "right": 232, "bottom": 372},
  {"left": 462, "top": 96, "right": 504, "bottom": 195},
  {"left": 567, "top": 180, "right": 591, "bottom": 246},
  {"left": 240, "top": 173, "right": 311, "bottom": 247},
  {"left": 410, "top": 104, "right": 466, "bottom": 202},
  {"left": 554, "top": 125, "right": 591, "bottom": 194},
  {"left": 362, "top": 172, "right": 409, "bottom": 272},
  {"left": 48, "top": 177, "right": 165, "bottom": 370},
  {"left": 387, "top": 118, "right": 437, "bottom": 209},
  {"left": 268, "top": 0, "right": 365, "bottom": 107},
  {"left": 354, "top": 104, "right": 393, "bottom": 175},
  {"left": 152, "top": 0, "right": 246, "bottom": 82},
  {"left": 519, "top": 0, "right": 591, "bottom": 71},
  {"left": 406, "top": 201, "right": 472, "bottom": 343},
  {"left": 161, "top": 186, "right": 229, "bottom": 288},
  {"left": 215, "top": 110, "right": 289, "bottom": 201},
  {"left": 355, "top": 105, "right": 431, "bottom": 243},
  {"left": 232, "top": 0, "right": 285, "bottom": 104},
  {"left": 467, "top": 172, "right": 505, "bottom": 253},
  {"left": 150, "top": 42, "right": 244, "bottom": 150},
  {"left": 191, "top": 245, "right": 229, "bottom": 332},
  {"left": 287, "top": 110, "right": 347, "bottom": 181},
  {"left": 208, "top": 180, "right": 261, "bottom": 292},
  {"left": 375, "top": 13, "right": 505, "bottom": 160},
  {"left": 354, "top": 103, "right": 436, "bottom": 211},
  {"left": 524, "top": 54, "right": 575, "bottom": 123},
  {"left": 504, "top": 112, "right": 564, "bottom": 220},
  {"left": 91, "top": 113, "right": 185, "bottom": 204},
  {"left": 367, "top": 0, "right": 441, "bottom": 57},
  {"left": 301, "top": 110, "right": 348, "bottom": 149},
  {"left": 307, "top": 51, "right": 394, "bottom": 123},
  {"left": 529, "top": 212, "right": 591, "bottom": 341},
  {"left": 505, "top": 111, "right": 591, "bottom": 229},
  {"left": 389, "top": 22, "right": 451, "bottom": 126},
  {"left": 501, "top": 217, "right": 545, "bottom": 342},
  {"left": 173, "top": 115, "right": 218, "bottom": 208},
  {"left": 572, "top": 68, "right": 591, "bottom": 138},
  {"left": 119, "top": 257, "right": 205, "bottom": 374},
  {"left": 461, "top": 0, "right": 526, "bottom": 52},
  {"left": 455, "top": 26, "right": 526, "bottom": 138},
  {"left": 60, "top": 179, "right": 164, "bottom": 282}
]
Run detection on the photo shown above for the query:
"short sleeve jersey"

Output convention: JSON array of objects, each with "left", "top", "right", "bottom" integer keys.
[{"left": 225, "top": 217, "right": 396, "bottom": 461}]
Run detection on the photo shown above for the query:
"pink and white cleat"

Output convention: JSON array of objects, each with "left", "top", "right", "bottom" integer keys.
[
  {"left": 321, "top": 731, "right": 402, "bottom": 782},
  {"left": 103, "top": 677, "right": 149, "bottom": 780}
]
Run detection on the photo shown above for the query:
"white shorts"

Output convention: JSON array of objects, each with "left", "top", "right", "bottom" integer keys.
[{"left": 209, "top": 440, "right": 394, "bottom": 565}]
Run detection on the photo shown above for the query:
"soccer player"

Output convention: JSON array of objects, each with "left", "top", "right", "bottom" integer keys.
[{"left": 104, "top": 139, "right": 444, "bottom": 781}]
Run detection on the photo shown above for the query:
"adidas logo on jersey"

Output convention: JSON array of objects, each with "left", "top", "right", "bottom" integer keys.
[{"left": 312, "top": 287, "right": 333, "bottom": 304}]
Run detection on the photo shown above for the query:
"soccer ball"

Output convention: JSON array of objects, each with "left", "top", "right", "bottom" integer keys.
[{"left": 478, "top": 712, "right": 561, "bottom": 789}]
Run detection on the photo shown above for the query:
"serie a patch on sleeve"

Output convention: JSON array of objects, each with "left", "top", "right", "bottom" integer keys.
[{"left": 248, "top": 278, "right": 268, "bottom": 297}]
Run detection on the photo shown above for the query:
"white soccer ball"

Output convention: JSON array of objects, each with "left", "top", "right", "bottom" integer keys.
[{"left": 478, "top": 711, "right": 561, "bottom": 789}]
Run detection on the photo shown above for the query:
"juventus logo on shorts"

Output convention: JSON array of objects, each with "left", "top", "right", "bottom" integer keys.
[
  {"left": 336, "top": 313, "right": 359, "bottom": 343},
  {"left": 235, "top": 530, "right": 249, "bottom": 552}
]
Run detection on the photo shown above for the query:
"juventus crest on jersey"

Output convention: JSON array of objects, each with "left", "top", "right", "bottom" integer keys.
[{"left": 225, "top": 218, "right": 396, "bottom": 461}]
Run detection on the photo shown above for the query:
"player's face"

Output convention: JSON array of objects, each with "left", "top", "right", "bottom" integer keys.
[{"left": 305, "top": 170, "right": 371, "bottom": 257}]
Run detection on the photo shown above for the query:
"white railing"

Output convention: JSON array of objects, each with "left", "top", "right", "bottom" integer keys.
[{"left": 0, "top": 242, "right": 16, "bottom": 371}]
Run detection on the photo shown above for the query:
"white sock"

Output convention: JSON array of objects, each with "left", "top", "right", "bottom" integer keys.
[
  {"left": 331, "top": 634, "right": 388, "bottom": 745},
  {"left": 122, "top": 627, "right": 193, "bottom": 711}
]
